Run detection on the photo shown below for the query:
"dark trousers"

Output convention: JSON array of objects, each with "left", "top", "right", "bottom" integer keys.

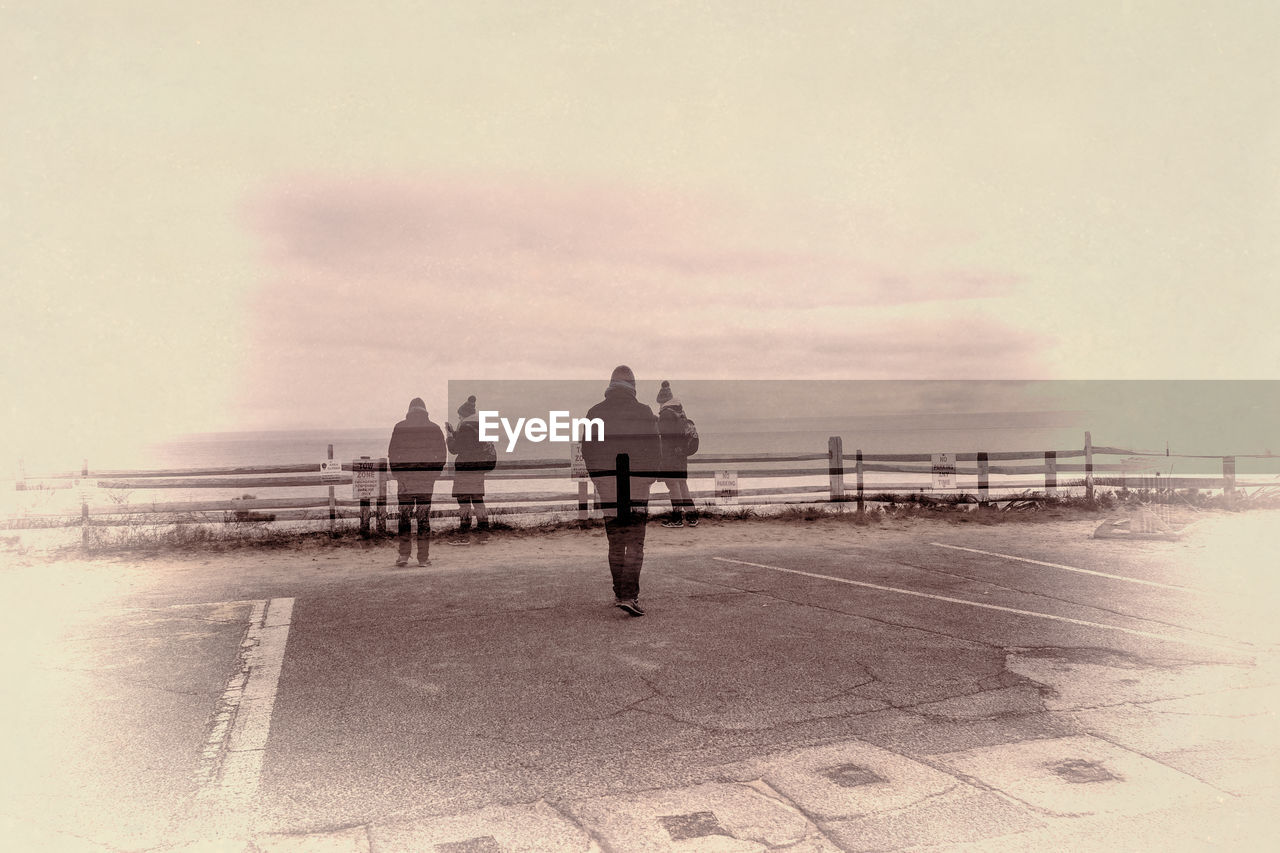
[
  {"left": 662, "top": 476, "right": 697, "bottom": 521},
  {"left": 397, "top": 493, "right": 432, "bottom": 559},
  {"left": 605, "top": 506, "right": 647, "bottom": 600}
]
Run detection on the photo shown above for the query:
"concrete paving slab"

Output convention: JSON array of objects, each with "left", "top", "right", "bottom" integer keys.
[
  {"left": 902, "top": 791, "right": 1278, "bottom": 852},
  {"left": 932, "top": 734, "right": 1220, "bottom": 817},
  {"left": 371, "top": 800, "right": 597, "bottom": 853},
  {"left": 565, "top": 781, "right": 835, "bottom": 852},
  {"left": 820, "top": 786, "right": 1042, "bottom": 852},
  {"left": 732, "top": 740, "right": 961, "bottom": 820},
  {"left": 1069, "top": 685, "right": 1280, "bottom": 796}
]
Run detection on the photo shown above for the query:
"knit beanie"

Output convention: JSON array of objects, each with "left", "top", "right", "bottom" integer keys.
[
  {"left": 608, "top": 365, "right": 636, "bottom": 394},
  {"left": 656, "top": 380, "right": 673, "bottom": 404},
  {"left": 457, "top": 395, "right": 477, "bottom": 418},
  {"left": 408, "top": 397, "right": 427, "bottom": 413}
]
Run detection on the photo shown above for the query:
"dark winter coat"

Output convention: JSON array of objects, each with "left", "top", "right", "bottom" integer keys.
[
  {"left": 388, "top": 406, "right": 446, "bottom": 495},
  {"left": 657, "top": 400, "right": 691, "bottom": 477},
  {"left": 581, "top": 386, "right": 660, "bottom": 516},
  {"left": 447, "top": 414, "right": 488, "bottom": 497}
]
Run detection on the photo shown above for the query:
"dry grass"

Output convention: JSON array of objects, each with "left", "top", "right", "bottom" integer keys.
[{"left": 13, "top": 486, "right": 1274, "bottom": 558}]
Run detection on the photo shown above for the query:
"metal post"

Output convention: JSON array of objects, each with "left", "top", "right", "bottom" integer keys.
[
  {"left": 977, "top": 451, "right": 990, "bottom": 505},
  {"left": 1044, "top": 450, "right": 1057, "bottom": 497},
  {"left": 1084, "top": 431, "right": 1094, "bottom": 503},
  {"left": 855, "top": 449, "right": 864, "bottom": 512},
  {"left": 578, "top": 480, "right": 589, "bottom": 521},
  {"left": 616, "top": 453, "right": 631, "bottom": 518},
  {"left": 828, "top": 436, "right": 845, "bottom": 502}
]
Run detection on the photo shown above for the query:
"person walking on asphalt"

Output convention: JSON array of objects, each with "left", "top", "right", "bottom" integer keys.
[
  {"left": 445, "top": 394, "right": 494, "bottom": 544},
  {"left": 388, "top": 397, "right": 446, "bottom": 567},
  {"left": 582, "top": 365, "right": 660, "bottom": 616},
  {"left": 656, "top": 380, "right": 699, "bottom": 528}
]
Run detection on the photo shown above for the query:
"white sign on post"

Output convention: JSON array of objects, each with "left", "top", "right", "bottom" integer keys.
[
  {"left": 351, "top": 458, "right": 378, "bottom": 499},
  {"left": 931, "top": 453, "right": 956, "bottom": 490},
  {"left": 570, "top": 441, "right": 588, "bottom": 480},
  {"left": 714, "top": 470, "right": 739, "bottom": 505},
  {"left": 74, "top": 477, "right": 97, "bottom": 503},
  {"left": 320, "top": 460, "right": 343, "bottom": 484}
]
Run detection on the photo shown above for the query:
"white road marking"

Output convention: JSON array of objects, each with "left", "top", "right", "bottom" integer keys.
[
  {"left": 930, "top": 542, "right": 1204, "bottom": 594},
  {"left": 712, "top": 557, "right": 1240, "bottom": 651},
  {"left": 195, "top": 597, "right": 295, "bottom": 803}
]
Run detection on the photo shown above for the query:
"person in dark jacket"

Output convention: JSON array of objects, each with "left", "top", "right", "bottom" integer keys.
[
  {"left": 446, "top": 394, "right": 490, "bottom": 542},
  {"left": 656, "top": 380, "right": 698, "bottom": 528},
  {"left": 388, "top": 397, "right": 446, "bottom": 566},
  {"left": 581, "top": 365, "right": 660, "bottom": 616}
]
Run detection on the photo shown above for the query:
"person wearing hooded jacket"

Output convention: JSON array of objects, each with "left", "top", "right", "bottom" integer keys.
[
  {"left": 446, "top": 394, "right": 490, "bottom": 541},
  {"left": 581, "top": 365, "right": 660, "bottom": 616},
  {"left": 388, "top": 397, "right": 446, "bottom": 566},
  {"left": 656, "top": 380, "right": 699, "bottom": 528}
]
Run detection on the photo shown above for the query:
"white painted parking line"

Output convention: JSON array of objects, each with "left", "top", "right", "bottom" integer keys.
[
  {"left": 712, "top": 557, "right": 1241, "bottom": 651},
  {"left": 930, "top": 543, "right": 1204, "bottom": 594},
  {"left": 195, "top": 597, "right": 295, "bottom": 804}
]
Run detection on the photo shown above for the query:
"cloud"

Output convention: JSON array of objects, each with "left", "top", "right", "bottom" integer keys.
[{"left": 234, "top": 175, "right": 1044, "bottom": 426}]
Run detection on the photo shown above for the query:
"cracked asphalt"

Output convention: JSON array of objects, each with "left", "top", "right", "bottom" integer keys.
[{"left": 2, "top": 509, "right": 1278, "bottom": 851}]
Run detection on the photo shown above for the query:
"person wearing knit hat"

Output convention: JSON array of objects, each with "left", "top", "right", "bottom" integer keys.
[
  {"left": 388, "top": 397, "right": 446, "bottom": 566},
  {"left": 581, "top": 365, "right": 660, "bottom": 616},
  {"left": 445, "top": 394, "right": 493, "bottom": 542},
  {"left": 656, "top": 381, "right": 699, "bottom": 528}
]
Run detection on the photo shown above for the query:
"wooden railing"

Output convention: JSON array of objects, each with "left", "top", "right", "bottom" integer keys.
[{"left": 8, "top": 434, "right": 1275, "bottom": 545}]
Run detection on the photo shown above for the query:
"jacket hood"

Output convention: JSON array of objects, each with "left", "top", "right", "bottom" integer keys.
[
  {"left": 659, "top": 399, "right": 684, "bottom": 414},
  {"left": 604, "top": 385, "right": 638, "bottom": 401}
]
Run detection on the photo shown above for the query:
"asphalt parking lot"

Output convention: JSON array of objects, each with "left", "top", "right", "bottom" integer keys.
[{"left": 3, "top": 509, "right": 1277, "bottom": 851}]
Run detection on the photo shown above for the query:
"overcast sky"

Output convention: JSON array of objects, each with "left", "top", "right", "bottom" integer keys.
[{"left": 4, "top": 1, "right": 1278, "bottom": 466}]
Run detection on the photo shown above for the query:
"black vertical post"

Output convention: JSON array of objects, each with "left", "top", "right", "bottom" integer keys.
[
  {"left": 828, "top": 436, "right": 844, "bottom": 502},
  {"left": 616, "top": 453, "right": 631, "bottom": 518},
  {"left": 328, "top": 444, "right": 336, "bottom": 536},
  {"left": 358, "top": 456, "right": 371, "bottom": 538},
  {"left": 1084, "top": 432, "right": 1094, "bottom": 503},
  {"left": 1044, "top": 450, "right": 1057, "bottom": 497},
  {"left": 855, "top": 449, "right": 864, "bottom": 512},
  {"left": 977, "top": 451, "right": 990, "bottom": 505},
  {"left": 376, "top": 457, "right": 388, "bottom": 535},
  {"left": 81, "top": 458, "right": 89, "bottom": 548}
]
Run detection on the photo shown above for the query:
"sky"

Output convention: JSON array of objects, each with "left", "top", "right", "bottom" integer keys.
[{"left": 3, "top": 1, "right": 1278, "bottom": 469}]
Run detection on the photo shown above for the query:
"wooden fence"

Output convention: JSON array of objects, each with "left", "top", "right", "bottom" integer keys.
[{"left": 8, "top": 434, "right": 1273, "bottom": 545}]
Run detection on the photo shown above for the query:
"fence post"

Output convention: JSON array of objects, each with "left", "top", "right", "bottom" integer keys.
[
  {"left": 578, "top": 480, "right": 589, "bottom": 521},
  {"left": 80, "top": 458, "right": 89, "bottom": 548},
  {"left": 855, "top": 448, "right": 864, "bottom": 512},
  {"left": 1084, "top": 432, "right": 1094, "bottom": 503},
  {"left": 358, "top": 456, "right": 371, "bottom": 538},
  {"left": 977, "top": 451, "right": 990, "bottom": 505},
  {"left": 616, "top": 453, "right": 630, "bottom": 518},
  {"left": 828, "top": 436, "right": 845, "bottom": 502},
  {"left": 1044, "top": 450, "right": 1057, "bottom": 497},
  {"left": 1223, "top": 456, "right": 1236, "bottom": 499},
  {"left": 376, "top": 457, "right": 388, "bottom": 535},
  {"left": 327, "top": 444, "right": 336, "bottom": 536}
]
